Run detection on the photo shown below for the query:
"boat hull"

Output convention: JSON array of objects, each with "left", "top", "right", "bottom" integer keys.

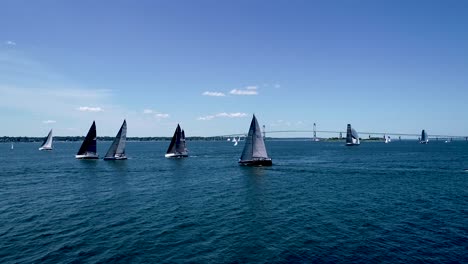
[
  {"left": 104, "top": 156, "right": 127, "bottom": 160},
  {"left": 165, "top": 153, "right": 188, "bottom": 158},
  {"left": 39, "top": 147, "right": 53, "bottom": 151},
  {"left": 238, "top": 159, "right": 273, "bottom": 166},
  {"left": 345, "top": 143, "right": 360, "bottom": 146},
  {"left": 75, "top": 154, "right": 99, "bottom": 159}
]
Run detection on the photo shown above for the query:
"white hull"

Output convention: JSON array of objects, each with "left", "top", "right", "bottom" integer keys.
[
  {"left": 165, "top": 153, "right": 188, "bottom": 158},
  {"left": 75, "top": 154, "right": 99, "bottom": 159},
  {"left": 39, "top": 147, "right": 53, "bottom": 151},
  {"left": 104, "top": 155, "right": 127, "bottom": 160}
]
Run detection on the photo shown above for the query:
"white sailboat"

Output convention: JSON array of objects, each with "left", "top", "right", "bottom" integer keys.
[
  {"left": 165, "top": 124, "right": 188, "bottom": 158},
  {"left": 233, "top": 137, "right": 238, "bottom": 146},
  {"left": 239, "top": 115, "right": 272, "bottom": 166},
  {"left": 75, "top": 121, "right": 99, "bottom": 159},
  {"left": 345, "top": 124, "right": 360, "bottom": 146},
  {"left": 10, "top": 143, "right": 14, "bottom": 150},
  {"left": 39, "top": 129, "right": 53, "bottom": 150},
  {"left": 104, "top": 120, "right": 127, "bottom": 160}
]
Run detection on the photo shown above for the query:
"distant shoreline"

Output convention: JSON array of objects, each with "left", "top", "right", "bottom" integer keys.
[{"left": 1, "top": 136, "right": 407, "bottom": 143}]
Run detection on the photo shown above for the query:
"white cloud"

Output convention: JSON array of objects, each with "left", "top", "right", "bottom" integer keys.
[
  {"left": 143, "top": 109, "right": 169, "bottom": 119},
  {"left": 197, "top": 112, "right": 247, "bottom": 121},
  {"left": 230, "top": 86, "right": 259, "bottom": 95},
  {"left": 5, "top": 40, "right": 16, "bottom": 46},
  {"left": 155, "top": 113, "right": 169, "bottom": 119},
  {"left": 274, "top": 84, "right": 281, "bottom": 88},
  {"left": 42, "top": 120, "right": 56, "bottom": 124},
  {"left": 78, "top": 106, "right": 103, "bottom": 112},
  {"left": 203, "top": 91, "right": 226, "bottom": 97}
]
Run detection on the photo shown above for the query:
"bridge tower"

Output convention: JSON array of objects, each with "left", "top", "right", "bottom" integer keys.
[{"left": 262, "top": 125, "right": 266, "bottom": 139}]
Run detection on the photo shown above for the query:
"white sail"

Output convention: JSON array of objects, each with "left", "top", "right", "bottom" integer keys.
[
  {"left": 39, "top": 129, "right": 53, "bottom": 150},
  {"left": 104, "top": 120, "right": 127, "bottom": 160}
]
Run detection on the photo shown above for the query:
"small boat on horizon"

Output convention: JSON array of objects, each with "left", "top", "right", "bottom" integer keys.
[
  {"left": 384, "top": 134, "right": 391, "bottom": 144},
  {"left": 10, "top": 142, "right": 14, "bottom": 150},
  {"left": 39, "top": 129, "right": 53, "bottom": 151},
  {"left": 165, "top": 124, "right": 188, "bottom": 158},
  {"left": 345, "top": 124, "right": 360, "bottom": 146},
  {"left": 104, "top": 120, "right": 127, "bottom": 160},
  {"left": 238, "top": 114, "right": 272, "bottom": 166},
  {"left": 420, "top": 129, "right": 429, "bottom": 144},
  {"left": 76, "top": 121, "right": 99, "bottom": 159}
]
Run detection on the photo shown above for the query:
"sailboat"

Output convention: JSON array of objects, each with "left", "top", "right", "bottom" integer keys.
[
  {"left": 345, "top": 124, "right": 360, "bottom": 146},
  {"left": 104, "top": 120, "right": 127, "bottom": 160},
  {"left": 233, "top": 137, "right": 238, "bottom": 146},
  {"left": 75, "top": 121, "right": 99, "bottom": 159},
  {"left": 165, "top": 124, "right": 188, "bottom": 158},
  {"left": 239, "top": 115, "right": 272, "bottom": 166},
  {"left": 10, "top": 143, "right": 14, "bottom": 150},
  {"left": 384, "top": 134, "right": 391, "bottom": 144},
  {"left": 39, "top": 129, "right": 53, "bottom": 150},
  {"left": 420, "top": 129, "right": 428, "bottom": 144}
]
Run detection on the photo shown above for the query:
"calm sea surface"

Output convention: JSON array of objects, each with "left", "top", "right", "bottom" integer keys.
[{"left": 1, "top": 140, "right": 467, "bottom": 263}]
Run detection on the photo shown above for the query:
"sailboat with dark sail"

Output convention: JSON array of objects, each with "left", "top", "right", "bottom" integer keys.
[
  {"left": 39, "top": 129, "right": 53, "bottom": 150},
  {"left": 104, "top": 120, "right": 127, "bottom": 160},
  {"left": 420, "top": 129, "right": 428, "bottom": 144},
  {"left": 75, "top": 121, "right": 99, "bottom": 159},
  {"left": 239, "top": 115, "right": 272, "bottom": 166},
  {"left": 165, "top": 124, "right": 188, "bottom": 158},
  {"left": 346, "top": 124, "right": 360, "bottom": 146}
]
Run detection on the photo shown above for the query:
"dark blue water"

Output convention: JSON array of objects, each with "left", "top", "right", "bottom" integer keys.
[{"left": 1, "top": 141, "right": 467, "bottom": 263}]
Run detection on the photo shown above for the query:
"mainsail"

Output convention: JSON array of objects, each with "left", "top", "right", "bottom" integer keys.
[
  {"left": 104, "top": 120, "right": 127, "bottom": 160},
  {"left": 76, "top": 121, "right": 98, "bottom": 158},
  {"left": 239, "top": 115, "right": 271, "bottom": 165},
  {"left": 39, "top": 129, "right": 53, "bottom": 150}
]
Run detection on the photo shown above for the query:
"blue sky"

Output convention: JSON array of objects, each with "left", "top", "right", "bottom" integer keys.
[{"left": 1, "top": 0, "right": 467, "bottom": 137}]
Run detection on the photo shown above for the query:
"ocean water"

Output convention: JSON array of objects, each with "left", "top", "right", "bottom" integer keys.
[{"left": 1, "top": 140, "right": 467, "bottom": 263}]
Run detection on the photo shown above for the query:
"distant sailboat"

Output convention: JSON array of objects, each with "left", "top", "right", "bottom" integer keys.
[
  {"left": 104, "top": 120, "right": 127, "bottom": 160},
  {"left": 76, "top": 121, "right": 99, "bottom": 159},
  {"left": 420, "top": 129, "right": 428, "bottom": 144},
  {"left": 239, "top": 115, "right": 272, "bottom": 166},
  {"left": 165, "top": 124, "right": 188, "bottom": 158},
  {"left": 384, "top": 134, "right": 391, "bottom": 144},
  {"left": 10, "top": 143, "right": 14, "bottom": 150},
  {"left": 345, "top": 124, "right": 360, "bottom": 146},
  {"left": 233, "top": 137, "right": 238, "bottom": 146},
  {"left": 39, "top": 129, "right": 53, "bottom": 150}
]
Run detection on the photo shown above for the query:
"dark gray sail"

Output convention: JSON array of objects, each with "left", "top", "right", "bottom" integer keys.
[
  {"left": 104, "top": 120, "right": 127, "bottom": 159},
  {"left": 346, "top": 124, "right": 353, "bottom": 144},
  {"left": 181, "top": 129, "right": 188, "bottom": 152},
  {"left": 239, "top": 115, "right": 271, "bottom": 166},
  {"left": 420, "top": 129, "right": 428, "bottom": 143},
  {"left": 77, "top": 121, "right": 97, "bottom": 155},
  {"left": 165, "top": 124, "right": 188, "bottom": 157}
]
